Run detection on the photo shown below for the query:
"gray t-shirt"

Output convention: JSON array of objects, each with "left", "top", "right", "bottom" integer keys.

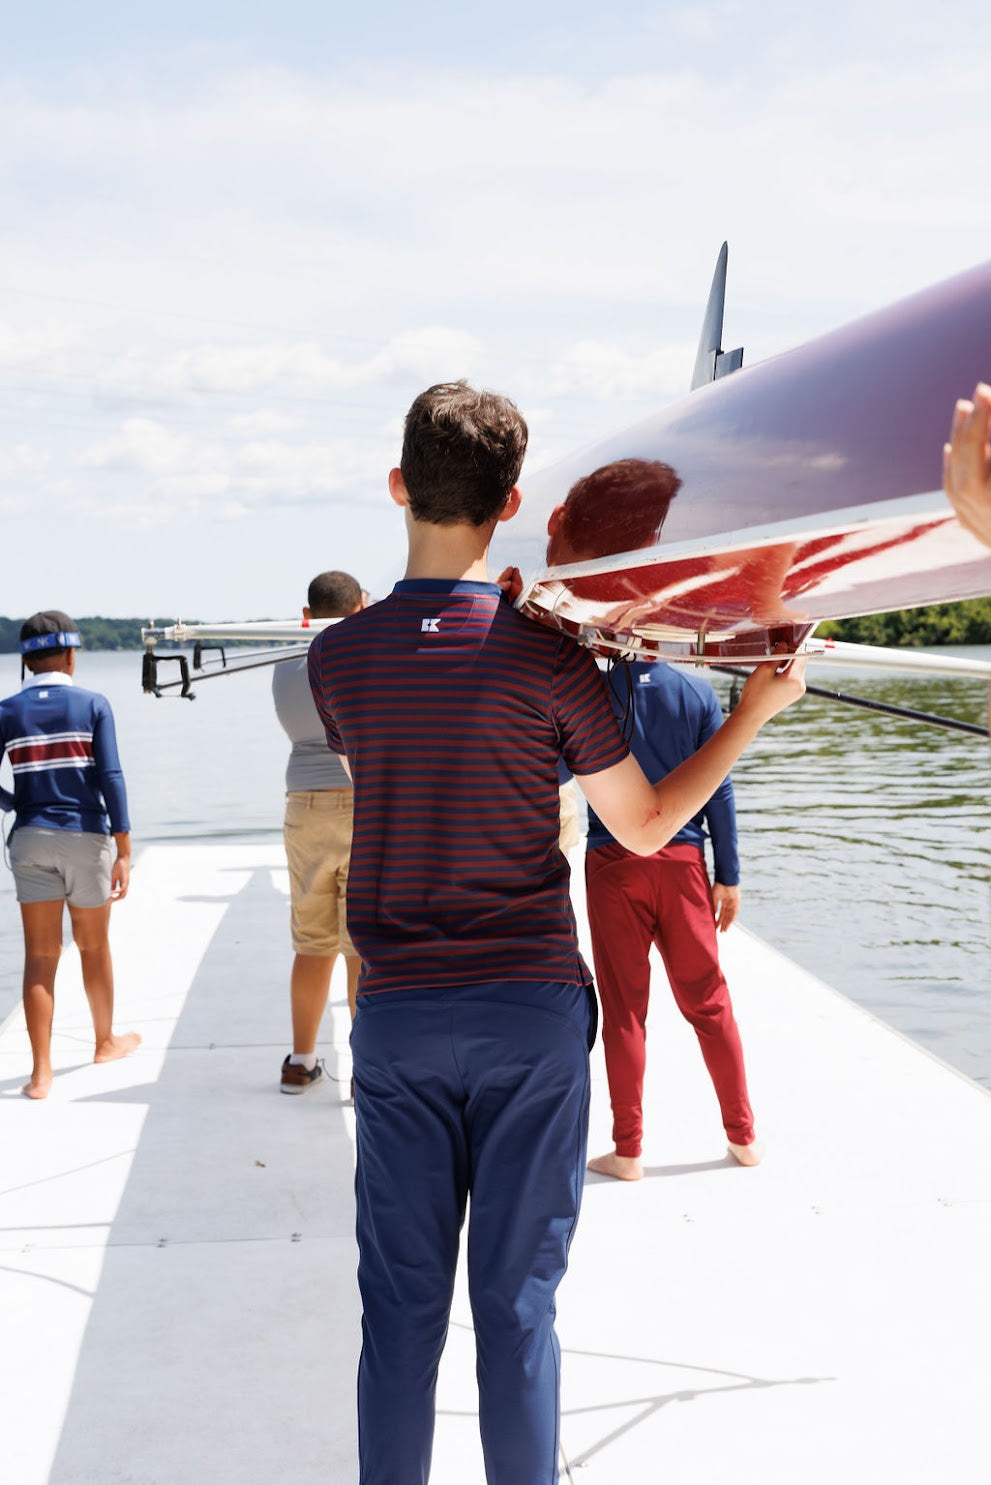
[{"left": 272, "top": 653, "right": 351, "bottom": 793}]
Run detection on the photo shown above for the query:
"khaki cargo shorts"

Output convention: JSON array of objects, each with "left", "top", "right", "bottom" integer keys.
[
  {"left": 9, "top": 826, "right": 113, "bottom": 908},
  {"left": 283, "top": 789, "right": 356, "bottom": 957},
  {"left": 559, "top": 780, "right": 581, "bottom": 855}
]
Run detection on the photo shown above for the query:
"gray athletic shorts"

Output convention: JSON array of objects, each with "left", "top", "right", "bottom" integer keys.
[{"left": 9, "top": 827, "right": 113, "bottom": 908}]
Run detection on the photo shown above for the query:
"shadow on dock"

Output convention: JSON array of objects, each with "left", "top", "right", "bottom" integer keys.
[{"left": 43, "top": 857, "right": 360, "bottom": 1484}]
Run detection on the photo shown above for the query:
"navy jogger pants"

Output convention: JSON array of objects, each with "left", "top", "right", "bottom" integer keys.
[{"left": 351, "top": 979, "right": 595, "bottom": 1485}]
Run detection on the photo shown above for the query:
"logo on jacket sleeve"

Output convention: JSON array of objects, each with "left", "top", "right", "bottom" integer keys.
[{"left": 420, "top": 618, "right": 440, "bottom": 633}]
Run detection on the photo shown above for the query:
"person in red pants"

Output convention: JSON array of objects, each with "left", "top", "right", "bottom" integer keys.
[{"left": 585, "top": 660, "right": 760, "bottom": 1181}]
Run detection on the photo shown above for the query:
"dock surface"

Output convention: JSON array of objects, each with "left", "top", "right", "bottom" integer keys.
[{"left": 2, "top": 840, "right": 989, "bottom": 1483}]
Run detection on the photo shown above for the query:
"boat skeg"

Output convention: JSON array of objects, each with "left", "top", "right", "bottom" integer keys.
[{"left": 690, "top": 241, "right": 745, "bottom": 391}]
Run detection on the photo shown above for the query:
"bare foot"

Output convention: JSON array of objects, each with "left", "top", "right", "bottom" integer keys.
[
  {"left": 587, "top": 1151, "right": 643, "bottom": 1181},
  {"left": 94, "top": 1031, "right": 142, "bottom": 1064},
  {"left": 728, "top": 1139, "right": 763, "bottom": 1167},
  {"left": 21, "top": 1071, "right": 53, "bottom": 1100}
]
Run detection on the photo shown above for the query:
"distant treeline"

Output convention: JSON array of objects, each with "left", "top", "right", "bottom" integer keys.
[
  {"left": 816, "top": 599, "right": 991, "bottom": 647},
  {"left": 4, "top": 602, "right": 991, "bottom": 652},
  {"left": 0, "top": 616, "right": 180, "bottom": 652}
]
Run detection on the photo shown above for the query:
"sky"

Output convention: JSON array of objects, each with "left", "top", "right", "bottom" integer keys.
[{"left": 2, "top": 1, "right": 991, "bottom": 620}]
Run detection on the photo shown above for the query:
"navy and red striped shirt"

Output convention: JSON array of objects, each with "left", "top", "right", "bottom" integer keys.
[{"left": 308, "top": 579, "right": 629, "bottom": 995}]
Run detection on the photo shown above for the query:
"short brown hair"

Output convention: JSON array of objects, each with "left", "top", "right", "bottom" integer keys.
[
  {"left": 307, "top": 571, "right": 362, "bottom": 616},
  {"left": 400, "top": 381, "right": 528, "bottom": 526}
]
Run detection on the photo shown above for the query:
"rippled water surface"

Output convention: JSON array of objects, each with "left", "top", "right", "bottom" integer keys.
[
  {"left": 2, "top": 649, "right": 989, "bottom": 1088},
  {"left": 711, "top": 654, "right": 991, "bottom": 1089}
]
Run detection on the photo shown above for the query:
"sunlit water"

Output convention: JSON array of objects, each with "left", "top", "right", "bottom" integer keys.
[
  {"left": 715, "top": 652, "right": 991, "bottom": 1089},
  {"left": 2, "top": 648, "right": 989, "bottom": 1089}
]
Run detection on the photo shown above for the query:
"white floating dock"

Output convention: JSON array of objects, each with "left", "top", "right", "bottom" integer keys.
[{"left": 1, "top": 841, "right": 989, "bottom": 1484}]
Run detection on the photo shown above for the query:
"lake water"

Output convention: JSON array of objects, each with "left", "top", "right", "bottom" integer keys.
[{"left": 1, "top": 647, "right": 989, "bottom": 1089}]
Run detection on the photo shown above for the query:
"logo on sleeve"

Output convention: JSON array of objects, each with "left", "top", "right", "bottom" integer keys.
[{"left": 420, "top": 618, "right": 440, "bottom": 633}]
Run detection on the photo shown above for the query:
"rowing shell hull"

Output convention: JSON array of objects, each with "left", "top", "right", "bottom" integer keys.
[{"left": 496, "top": 259, "right": 991, "bottom": 661}]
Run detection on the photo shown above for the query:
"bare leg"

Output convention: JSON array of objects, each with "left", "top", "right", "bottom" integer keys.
[
  {"left": 20, "top": 900, "right": 64, "bottom": 1098},
  {"left": 290, "top": 951, "right": 335, "bottom": 1054},
  {"left": 587, "top": 1151, "right": 643, "bottom": 1181},
  {"left": 728, "top": 1140, "right": 763, "bottom": 1167},
  {"left": 344, "top": 954, "right": 360, "bottom": 1022},
  {"left": 68, "top": 902, "right": 141, "bottom": 1063},
  {"left": 345, "top": 955, "right": 361, "bottom": 1102}
]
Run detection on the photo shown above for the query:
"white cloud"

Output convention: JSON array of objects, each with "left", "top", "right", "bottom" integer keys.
[
  {"left": 0, "top": 320, "right": 78, "bottom": 367},
  {"left": 228, "top": 409, "right": 305, "bottom": 435},
  {"left": 80, "top": 418, "right": 196, "bottom": 475},
  {"left": 234, "top": 436, "right": 386, "bottom": 498},
  {"left": 547, "top": 340, "right": 696, "bottom": 400},
  {"left": 92, "top": 327, "right": 481, "bottom": 402},
  {"left": 75, "top": 414, "right": 393, "bottom": 518},
  {"left": 0, "top": 442, "right": 50, "bottom": 476},
  {"left": 1, "top": 58, "right": 983, "bottom": 326},
  {"left": 2, "top": 33, "right": 990, "bottom": 612}
]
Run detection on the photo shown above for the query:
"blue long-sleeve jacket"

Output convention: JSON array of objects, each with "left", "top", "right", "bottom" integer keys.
[
  {"left": 0, "top": 675, "right": 130, "bottom": 835},
  {"left": 585, "top": 661, "right": 740, "bottom": 885}
]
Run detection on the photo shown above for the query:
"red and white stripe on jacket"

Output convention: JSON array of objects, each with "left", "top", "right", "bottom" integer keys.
[{"left": 5, "top": 730, "right": 96, "bottom": 775}]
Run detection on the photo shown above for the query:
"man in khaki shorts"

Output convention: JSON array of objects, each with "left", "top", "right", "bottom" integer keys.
[
  {"left": 0, "top": 610, "right": 140, "bottom": 1098},
  {"left": 272, "top": 572, "right": 364, "bottom": 1093}
]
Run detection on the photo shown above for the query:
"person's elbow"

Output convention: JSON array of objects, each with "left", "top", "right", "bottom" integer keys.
[
  {"left": 613, "top": 819, "right": 670, "bottom": 857},
  {"left": 626, "top": 838, "right": 662, "bottom": 858},
  {"left": 593, "top": 801, "right": 673, "bottom": 857},
  {"left": 576, "top": 756, "right": 666, "bottom": 857}
]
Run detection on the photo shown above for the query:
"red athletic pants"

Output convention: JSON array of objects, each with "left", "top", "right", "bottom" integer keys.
[{"left": 585, "top": 840, "right": 755, "bottom": 1158}]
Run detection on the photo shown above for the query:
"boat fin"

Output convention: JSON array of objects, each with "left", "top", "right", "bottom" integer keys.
[{"left": 690, "top": 242, "right": 744, "bottom": 390}]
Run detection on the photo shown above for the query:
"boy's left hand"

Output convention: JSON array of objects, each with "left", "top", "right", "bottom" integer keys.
[
  {"left": 110, "top": 856, "right": 130, "bottom": 901},
  {"left": 712, "top": 883, "right": 740, "bottom": 932}
]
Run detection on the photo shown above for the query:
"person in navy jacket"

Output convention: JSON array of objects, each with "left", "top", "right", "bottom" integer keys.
[
  {"left": 0, "top": 610, "right": 139, "bottom": 1099},
  {"left": 585, "top": 661, "right": 759, "bottom": 1182}
]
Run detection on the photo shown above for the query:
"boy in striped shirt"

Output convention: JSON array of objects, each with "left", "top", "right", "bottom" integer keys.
[
  {"left": 0, "top": 610, "right": 139, "bottom": 1099},
  {"left": 308, "top": 383, "right": 806, "bottom": 1484}
]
